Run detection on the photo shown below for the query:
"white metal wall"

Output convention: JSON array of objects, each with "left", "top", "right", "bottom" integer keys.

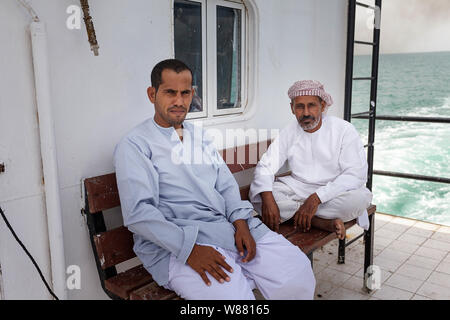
[
  {"left": 0, "top": 266, "right": 3, "bottom": 300},
  {"left": 0, "top": 0, "right": 53, "bottom": 300},
  {"left": 0, "top": 0, "right": 348, "bottom": 299}
]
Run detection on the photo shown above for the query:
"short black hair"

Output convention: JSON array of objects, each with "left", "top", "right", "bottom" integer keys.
[{"left": 151, "top": 59, "right": 193, "bottom": 92}]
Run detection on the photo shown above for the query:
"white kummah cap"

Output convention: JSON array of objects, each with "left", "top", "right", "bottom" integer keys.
[{"left": 288, "top": 80, "right": 334, "bottom": 107}]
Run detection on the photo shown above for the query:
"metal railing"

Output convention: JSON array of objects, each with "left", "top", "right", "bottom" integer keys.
[
  {"left": 352, "top": 112, "right": 450, "bottom": 124},
  {"left": 344, "top": 0, "right": 448, "bottom": 292},
  {"left": 352, "top": 114, "right": 450, "bottom": 184}
]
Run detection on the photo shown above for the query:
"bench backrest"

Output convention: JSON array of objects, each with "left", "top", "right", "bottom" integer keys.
[{"left": 83, "top": 140, "right": 272, "bottom": 293}]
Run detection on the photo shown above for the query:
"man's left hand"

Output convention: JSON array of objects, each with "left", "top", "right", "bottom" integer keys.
[
  {"left": 233, "top": 219, "right": 256, "bottom": 263},
  {"left": 294, "top": 193, "right": 321, "bottom": 232}
]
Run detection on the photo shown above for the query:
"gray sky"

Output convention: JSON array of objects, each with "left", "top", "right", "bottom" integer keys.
[{"left": 355, "top": 0, "right": 450, "bottom": 55}]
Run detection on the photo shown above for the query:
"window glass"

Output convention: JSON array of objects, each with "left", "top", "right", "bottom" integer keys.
[
  {"left": 174, "top": 0, "right": 203, "bottom": 113},
  {"left": 216, "top": 6, "right": 241, "bottom": 110}
]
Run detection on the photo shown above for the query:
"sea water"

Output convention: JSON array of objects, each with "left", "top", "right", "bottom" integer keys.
[{"left": 352, "top": 51, "right": 450, "bottom": 226}]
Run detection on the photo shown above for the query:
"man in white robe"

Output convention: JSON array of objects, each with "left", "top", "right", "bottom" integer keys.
[{"left": 249, "top": 80, "right": 373, "bottom": 239}]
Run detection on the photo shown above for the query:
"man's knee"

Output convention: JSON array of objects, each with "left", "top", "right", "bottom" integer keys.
[
  {"left": 266, "top": 260, "right": 316, "bottom": 300},
  {"left": 340, "top": 188, "right": 373, "bottom": 214},
  {"left": 265, "top": 248, "right": 316, "bottom": 300},
  {"left": 272, "top": 181, "right": 292, "bottom": 201},
  {"left": 286, "top": 266, "right": 316, "bottom": 299},
  {"left": 317, "top": 187, "right": 372, "bottom": 221}
]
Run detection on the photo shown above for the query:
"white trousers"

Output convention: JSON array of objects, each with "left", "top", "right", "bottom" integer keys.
[
  {"left": 272, "top": 181, "right": 373, "bottom": 223},
  {"left": 164, "top": 231, "right": 316, "bottom": 300}
]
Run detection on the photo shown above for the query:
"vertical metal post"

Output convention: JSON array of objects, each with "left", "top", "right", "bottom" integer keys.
[
  {"left": 344, "top": 0, "right": 356, "bottom": 122},
  {"left": 338, "top": 239, "right": 346, "bottom": 264},
  {"left": 364, "top": 213, "right": 375, "bottom": 292},
  {"left": 340, "top": 0, "right": 357, "bottom": 266},
  {"left": 364, "top": 0, "right": 382, "bottom": 292},
  {"left": 307, "top": 252, "right": 314, "bottom": 269},
  {"left": 366, "top": 0, "right": 382, "bottom": 191}
]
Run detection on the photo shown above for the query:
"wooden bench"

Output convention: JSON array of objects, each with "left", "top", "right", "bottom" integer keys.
[{"left": 82, "top": 141, "right": 376, "bottom": 300}]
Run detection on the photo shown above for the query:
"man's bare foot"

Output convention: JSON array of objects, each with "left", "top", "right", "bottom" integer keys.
[{"left": 334, "top": 219, "right": 346, "bottom": 240}]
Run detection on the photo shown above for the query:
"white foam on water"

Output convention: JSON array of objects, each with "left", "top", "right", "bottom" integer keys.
[
  {"left": 409, "top": 185, "right": 450, "bottom": 226},
  {"left": 374, "top": 123, "right": 449, "bottom": 176},
  {"left": 443, "top": 96, "right": 450, "bottom": 108},
  {"left": 411, "top": 96, "right": 450, "bottom": 117},
  {"left": 363, "top": 107, "right": 450, "bottom": 226}
]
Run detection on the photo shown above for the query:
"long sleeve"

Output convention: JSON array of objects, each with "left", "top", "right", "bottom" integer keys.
[
  {"left": 208, "top": 144, "right": 254, "bottom": 224},
  {"left": 113, "top": 138, "right": 198, "bottom": 264},
  {"left": 315, "top": 126, "right": 368, "bottom": 203},
  {"left": 249, "top": 131, "right": 289, "bottom": 204}
]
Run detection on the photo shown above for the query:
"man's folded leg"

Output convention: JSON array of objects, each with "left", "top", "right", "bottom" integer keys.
[
  {"left": 315, "top": 186, "right": 373, "bottom": 222},
  {"left": 164, "top": 245, "right": 256, "bottom": 300},
  {"left": 272, "top": 181, "right": 303, "bottom": 223}
]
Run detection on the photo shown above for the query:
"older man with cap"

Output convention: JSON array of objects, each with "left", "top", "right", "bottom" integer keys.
[{"left": 249, "top": 80, "right": 373, "bottom": 239}]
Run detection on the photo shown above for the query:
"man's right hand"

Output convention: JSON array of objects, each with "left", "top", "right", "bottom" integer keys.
[
  {"left": 260, "top": 192, "right": 281, "bottom": 232},
  {"left": 186, "top": 244, "right": 233, "bottom": 286}
]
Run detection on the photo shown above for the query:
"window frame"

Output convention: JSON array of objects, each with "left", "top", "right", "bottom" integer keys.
[
  {"left": 175, "top": 0, "right": 248, "bottom": 120},
  {"left": 209, "top": 0, "right": 247, "bottom": 117},
  {"left": 174, "top": 0, "right": 208, "bottom": 119}
]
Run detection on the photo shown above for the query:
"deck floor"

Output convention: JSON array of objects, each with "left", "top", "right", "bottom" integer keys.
[{"left": 310, "top": 212, "right": 450, "bottom": 300}]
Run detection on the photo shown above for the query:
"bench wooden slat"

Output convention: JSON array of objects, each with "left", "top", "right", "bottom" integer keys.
[
  {"left": 104, "top": 264, "right": 153, "bottom": 299},
  {"left": 240, "top": 141, "right": 260, "bottom": 170},
  {"left": 367, "top": 204, "right": 376, "bottom": 215},
  {"left": 218, "top": 140, "right": 272, "bottom": 174},
  {"left": 278, "top": 218, "right": 357, "bottom": 239},
  {"left": 129, "top": 282, "right": 178, "bottom": 300},
  {"left": 287, "top": 228, "right": 337, "bottom": 254},
  {"left": 280, "top": 220, "right": 355, "bottom": 254},
  {"left": 280, "top": 204, "right": 376, "bottom": 254},
  {"left": 93, "top": 226, "right": 135, "bottom": 269},
  {"left": 84, "top": 173, "right": 120, "bottom": 213}
]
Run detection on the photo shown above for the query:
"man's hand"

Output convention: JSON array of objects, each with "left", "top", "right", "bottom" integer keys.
[
  {"left": 260, "top": 192, "right": 281, "bottom": 232},
  {"left": 186, "top": 244, "right": 233, "bottom": 286},
  {"left": 233, "top": 219, "right": 256, "bottom": 263},
  {"left": 294, "top": 193, "right": 321, "bottom": 232}
]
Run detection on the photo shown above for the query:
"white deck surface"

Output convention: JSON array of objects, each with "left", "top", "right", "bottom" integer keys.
[{"left": 311, "top": 212, "right": 450, "bottom": 300}]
